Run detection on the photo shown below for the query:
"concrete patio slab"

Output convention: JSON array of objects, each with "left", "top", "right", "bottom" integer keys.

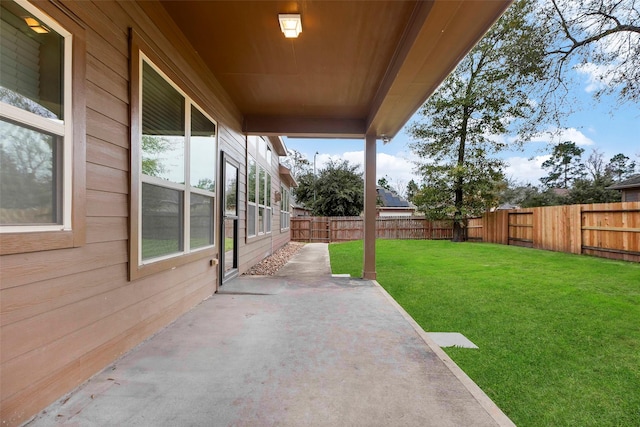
[
  {"left": 427, "top": 332, "right": 479, "bottom": 349},
  {"left": 27, "top": 244, "right": 514, "bottom": 427}
]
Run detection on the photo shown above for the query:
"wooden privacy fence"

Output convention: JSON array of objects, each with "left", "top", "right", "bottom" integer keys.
[
  {"left": 291, "top": 202, "right": 639, "bottom": 262},
  {"left": 471, "top": 201, "right": 640, "bottom": 262},
  {"left": 291, "top": 216, "right": 453, "bottom": 243}
]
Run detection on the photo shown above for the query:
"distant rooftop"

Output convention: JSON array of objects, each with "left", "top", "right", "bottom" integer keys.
[
  {"left": 377, "top": 187, "right": 413, "bottom": 208},
  {"left": 607, "top": 174, "right": 640, "bottom": 190}
]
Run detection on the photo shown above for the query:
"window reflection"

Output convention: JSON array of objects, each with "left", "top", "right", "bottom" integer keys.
[
  {"left": 141, "top": 62, "right": 185, "bottom": 183},
  {"left": 190, "top": 106, "right": 216, "bottom": 191},
  {"left": 0, "top": 119, "right": 59, "bottom": 225}
]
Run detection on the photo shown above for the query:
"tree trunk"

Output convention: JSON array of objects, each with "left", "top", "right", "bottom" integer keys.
[
  {"left": 452, "top": 187, "right": 466, "bottom": 242},
  {"left": 452, "top": 105, "right": 469, "bottom": 243},
  {"left": 452, "top": 219, "right": 466, "bottom": 242}
]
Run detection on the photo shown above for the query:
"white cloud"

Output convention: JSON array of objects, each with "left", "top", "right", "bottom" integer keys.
[
  {"left": 530, "top": 127, "right": 595, "bottom": 146},
  {"left": 315, "top": 150, "right": 419, "bottom": 185},
  {"left": 504, "top": 155, "right": 550, "bottom": 184},
  {"left": 574, "top": 63, "right": 616, "bottom": 93}
]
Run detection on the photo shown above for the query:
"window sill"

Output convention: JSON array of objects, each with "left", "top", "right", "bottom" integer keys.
[{"left": 129, "top": 246, "right": 217, "bottom": 281}]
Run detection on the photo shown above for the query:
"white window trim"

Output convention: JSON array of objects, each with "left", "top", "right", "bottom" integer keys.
[
  {"left": 281, "top": 186, "right": 291, "bottom": 231},
  {"left": 138, "top": 54, "right": 218, "bottom": 266},
  {"left": 1, "top": 0, "right": 73, "bottom": 234}
]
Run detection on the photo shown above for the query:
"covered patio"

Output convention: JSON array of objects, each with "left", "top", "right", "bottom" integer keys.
[
  {"left": 156, "top": 0, "right": 512, "bottom": 279},
  {"left": 28, "top": 244, "right": 514, "bottom": 426}
]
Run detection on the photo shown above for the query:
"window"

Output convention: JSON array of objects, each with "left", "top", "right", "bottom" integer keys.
[
  {"left": 246, "top": 136, "right": 272, "bottom": 237},
  {"left": 280, "top": 185, "right": 291, "bottom": 230},
  {"left": 0, "top": 0, "right": 85, "bottom": 255},
  {"left": 130, "top": 32, "right": 217, "bottom": 279}
]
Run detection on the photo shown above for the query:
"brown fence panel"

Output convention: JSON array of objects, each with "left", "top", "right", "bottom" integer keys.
[
  {"left": 331, "top": 217, "right": 364, "bottom": 241},
  {"left": 430, "top": 220, "right": 453, "bottom": 240},
  {"left": 376, "top": 217, "right": 430, "bottom": 239},
  {"left": 291, "top": 216, "right": 453, "bottom": 242},
  {"left": 581, "top": 202, "right": 640, "bottom": 262},
  {"left": 292, "top": 203, "right": 639, "bottom": 262},
  {"left": 290, "top": 217, "right": 311, "bottom": 242},
  {"left": 483, "top": 210, "right": 509, "bottom": 245},
  {"left": 467, "top": 217, "right": 483, "bottom": 241},
  {"left": 508, "top": 211, "right": 534, "bottom": 248},
  {"left": 310, "top": 217, "right": 330, "bottom": 242}
]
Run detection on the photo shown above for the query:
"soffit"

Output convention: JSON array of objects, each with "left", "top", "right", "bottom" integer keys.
[{"left": 160, "top": 0, "right": 511, "bottom": 139}]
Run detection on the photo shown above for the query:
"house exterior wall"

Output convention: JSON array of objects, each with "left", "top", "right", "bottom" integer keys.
[
  {"left": 622, "top": 189, "right": 640, "bottom": 202},
  {"left": 0, "top": 1, "right": 289, "bottom": 425}
]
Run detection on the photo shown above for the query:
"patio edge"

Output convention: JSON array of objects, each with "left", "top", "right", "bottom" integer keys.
[{"left": 371, "top": 280, "right": 517, "bottom": 427}]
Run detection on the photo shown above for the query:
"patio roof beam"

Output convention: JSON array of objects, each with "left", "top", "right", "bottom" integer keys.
[{"left": 243, "top": 115, "right": 366, "bottom": 138}]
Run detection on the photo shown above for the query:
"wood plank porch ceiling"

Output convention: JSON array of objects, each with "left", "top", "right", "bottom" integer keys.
[{"left": 160, "top": 0, "right": 511, "bottom": 139}]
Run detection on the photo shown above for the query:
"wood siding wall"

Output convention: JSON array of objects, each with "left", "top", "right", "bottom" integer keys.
[{"left": 0, "top": 1, "right": 289, "bottom": 425}]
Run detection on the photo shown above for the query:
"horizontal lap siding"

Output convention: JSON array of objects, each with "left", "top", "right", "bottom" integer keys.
[{"left": 0, "top": 1, "right": 240, "bottom": 425}]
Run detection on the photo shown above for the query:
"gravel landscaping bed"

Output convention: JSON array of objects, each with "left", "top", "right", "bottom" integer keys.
[{"left": 243, "top": 242, "right": 305, "bottom": 275}]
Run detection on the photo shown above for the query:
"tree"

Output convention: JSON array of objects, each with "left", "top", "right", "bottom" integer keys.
[
  {"left": 377, "top": 176, "right": 392, "bottom": 191},
  {"left": 568, "top": 177, "right": 621, "bottom": 204},
  {"left": 543, "top": 0, "right": 640, "bottom": 104},
  {"left": 294, "top": 160, "right": 364, "bottom": 216},
  {"left": 606, "top": 153, "right": 637, "bottom": 181},
  {"left": 405, "top": 180, "right": 419, "bottom": 203},
  {"left": 540, "top": 141, "right": 586, "bottom": 188},
  {"left": 584, "top": 148, "right": 607, "bottom": 181},
  {"left": 141, "top": 135, "right": 170, "bottom": 177},
  {"left": 280, "top": 149, "right": 311, "bottom": 179},
  {"left": 408, "top": 0, "right": 548, "bottom": 241}
]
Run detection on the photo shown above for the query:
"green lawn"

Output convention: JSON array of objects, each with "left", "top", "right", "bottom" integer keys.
[{"left": 329, "top": 240, "right": 640, "bottom": 427}]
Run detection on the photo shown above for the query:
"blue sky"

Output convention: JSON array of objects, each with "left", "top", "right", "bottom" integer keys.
[{"left": 284, "top": 70, "right": 639, "bottom": 192}]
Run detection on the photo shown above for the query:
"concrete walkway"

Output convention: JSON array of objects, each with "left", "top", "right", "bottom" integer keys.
[{"left": 28, "top": 243, "right": 514, "bottom": 427}]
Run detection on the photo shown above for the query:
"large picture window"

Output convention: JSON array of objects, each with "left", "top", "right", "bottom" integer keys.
[
  {"left": 0, "top": 0, "right": 85, "bottom": 255},
  {"left": 246, "top": 136, "right": 272, "bottom": 238},
  {"left": 1, "top": 0, "right": 71, "bottom": 230},
  {"left": 129, "top": 42, "right": 217, "bottom": 278}
]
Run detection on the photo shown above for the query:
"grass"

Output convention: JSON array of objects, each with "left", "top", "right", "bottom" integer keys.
[{"left": 329, "top": 240, "right": 640, "bottom": 427}]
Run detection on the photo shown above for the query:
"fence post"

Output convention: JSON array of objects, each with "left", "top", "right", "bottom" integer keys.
[{"left": 569, "top": 204, "right": 582, "bottom": 254}]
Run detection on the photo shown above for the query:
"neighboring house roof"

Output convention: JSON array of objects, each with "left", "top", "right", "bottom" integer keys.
[
  {"left": 606, "top": 174, "right": 640, "bottom": 190},
  {"left": 377, "top": 187, "right": 414, "bottom": 208}
]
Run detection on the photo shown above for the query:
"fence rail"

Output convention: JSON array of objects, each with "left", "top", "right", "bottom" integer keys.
[{"left": 292, "top": 201, "right": 640, "bottom": 263}]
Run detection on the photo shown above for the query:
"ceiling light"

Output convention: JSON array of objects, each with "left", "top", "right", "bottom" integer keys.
[
  {"left": 24, "top": 16, "right": 49, "bottom": 33},
  {"left": 279, "top": 14, "right": 302, "bottom": 38}
]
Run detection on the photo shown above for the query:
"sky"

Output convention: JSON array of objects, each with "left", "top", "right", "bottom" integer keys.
[{"left": 283, "top": 66, "right": 639, "bottom": 194}]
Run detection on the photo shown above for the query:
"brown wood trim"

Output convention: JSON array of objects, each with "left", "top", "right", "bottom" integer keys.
[
  {"left": 582, "top": 226, "right": 640, "bottom": 233},
  {"left": 130, "top": 247, "right": 217, "bottom": 281},
  {"left": 243, "top": 115, "right": 366, "bottom": 138},
  {"left": 0, "top": 1, "right": 86, "bottom": 256},
  {"left": 0, "top": 231, "right": 74, "bottom": 256},
  {"left": 129, "top": 28, "right": 142, "bottom": 281}
]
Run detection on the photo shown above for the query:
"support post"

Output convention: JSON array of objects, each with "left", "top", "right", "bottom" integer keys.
[{"left": 363, "top": 134, "right": 377, "bottom": 279}]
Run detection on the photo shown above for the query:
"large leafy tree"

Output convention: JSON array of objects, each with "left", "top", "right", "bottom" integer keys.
[
  {"left": 543, "top": 0, "right": 640, "bottom": 104},
  {"left": 408, "top": 0, "right": 549, "bottom": 241},
  {"left": 540, "top": 141, "right": 586, "bottom": 188},
  {"left": 295, "top": 160, "right": 364, "bottom": 216}
]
